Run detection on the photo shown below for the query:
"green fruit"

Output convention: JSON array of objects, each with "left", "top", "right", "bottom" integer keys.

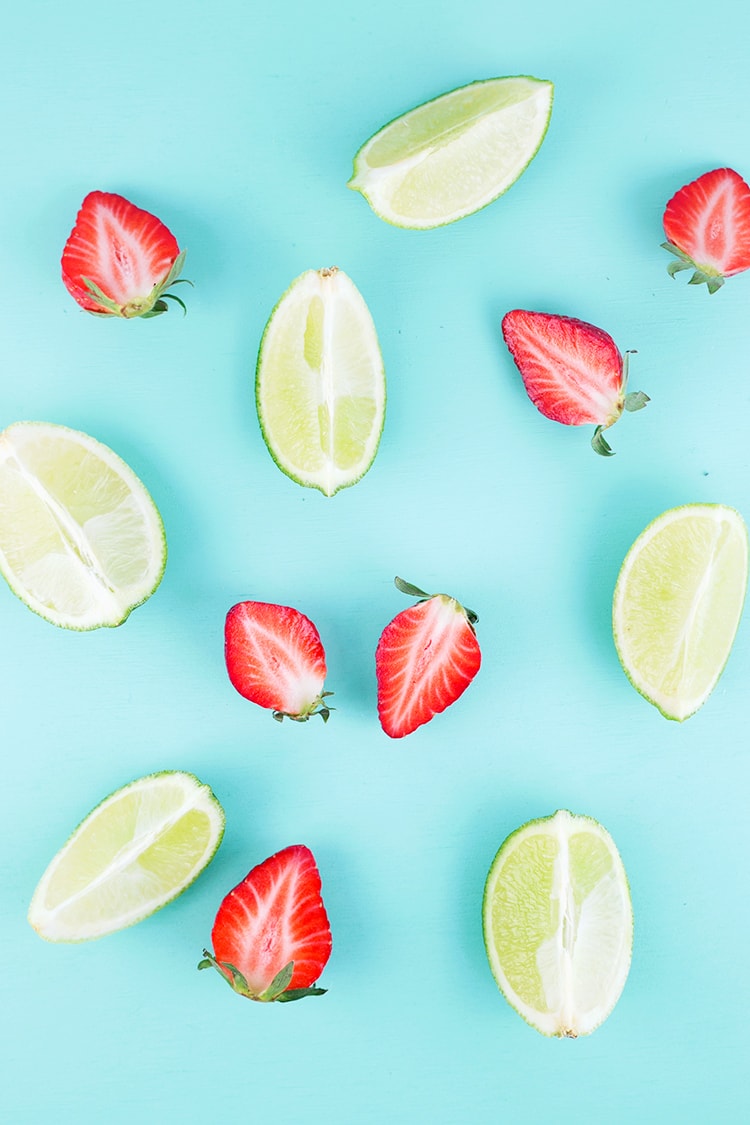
[
  {"left": 256, "top": 267, "right": 386, "bottom": 496},
  {"left": 28, "top": 771, "right": 225, "bottom": 942},
  {"left": 0, "top": 421, "right": 166, "bottom": 629},
  {"left": 483, "top": 810, "right": 633, "bottom": 1038},
  {"left": 613, "top": 504, "right": 748, "bottom": 720},
  {"left": 349, "top": 76, "right": 553, "bottom": 229}
]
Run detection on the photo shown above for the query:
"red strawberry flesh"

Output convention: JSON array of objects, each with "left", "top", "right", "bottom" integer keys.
[
  {"left": 502, "top": 310, "right": 624, "bottom": 427},
  {"left": 211, "top": 845, "right": 332, "bottom": 996},
  {"left": 61, "top": 191, "right": 182, "bottom": 317},
  {"left": 663, "top": 167, "right": 750, "bottom": 280},
  {"left": 225, "top": 601, "right": 329, "bottom": 721},
  {"left": 376, "top": 592, "right": 481, "bottom": 739}
]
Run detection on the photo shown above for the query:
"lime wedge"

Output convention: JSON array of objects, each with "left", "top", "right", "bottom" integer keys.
[
  {"left": 613, "top": 504, "right": 748, "bottom": 721},
  {"left": 483, "top": 810, "right": 633, "bottom": 1038},
  {"left": 0, "top": 421, "right": 166, "bottom": 629},
  {"left": 28, "top": 771, "right": 224, "bottom": 942},
  {"left": 348, "top": 75, "right": 553, "bottom": 229},
  {"left": 256, "top": 267, "right": 386, "bottom": 496}
]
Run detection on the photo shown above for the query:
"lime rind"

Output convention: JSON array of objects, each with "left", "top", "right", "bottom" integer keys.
[
  {"left": 348, "top": 75, "right": 554, "bottom": 230},
  {"left": 612, "top": 503, "right": 748, "bottom": 722},
  {"left": 255, "top": 268, "right": 386, "bottom": 497},
  {"left": 482, "top": 810, "right": 633, "bottom": 1038},
  {"left": 0, "top": 421, "right": 167, "bottom": 630},
  {"left": 28, "top": 771, "right": 225, "bottom": 943}
]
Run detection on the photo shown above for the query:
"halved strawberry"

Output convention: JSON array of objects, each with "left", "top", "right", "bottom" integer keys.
[
  {"left": 501, "top": 309, "right": 648, "bottom": 456},
  {"left": 199, "top": 844, "right": 332, "bottom": 1002},
  {"left": 376, "top": 577, "right": 481, "bottom": 739},
  {"left": 662, "top": 168, "right": 750, "bottom": 294},
  {"left": 225, "top": 601, "right": 332, "bottom": 722},
  {"left": 61, "top": 191, "right": 189, "bottom": 318}
]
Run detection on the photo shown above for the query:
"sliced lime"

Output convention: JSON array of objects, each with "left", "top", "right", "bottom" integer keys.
[
  {"left": 28, "top": 771, "right": 224, "bottom": 942},
  {"left": 483, "top": 810, "right": 633, "bottom": 1038},
  {"left": 348, "top": 76, "right": 553, "bottom": 229},
  {"left": 0, "top": 421, "right": 166, "bottom": 629},
  {"left": 256, "top": 267, "right": 385, "bottom": 496},
  {"left": 613, "top": 504, "right": 748, "bottom": 721}
]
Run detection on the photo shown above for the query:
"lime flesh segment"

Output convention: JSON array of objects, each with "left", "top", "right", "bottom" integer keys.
[
  {"left": 349, "top": 76, "right": 553, "bottom": 229},
  {"left": 28, "top": 772, "right": 224, "bottom": 942},
  {"left": 482, "top": 810, "right": 633, "bottom": 1038},
  {"left": 613, "top": 504, "right": 748, "bottom": 721},
  {"left": 256, "top": 267, "right": 386, "bottom": 496},
  {"left": 0, "top": 421, "right": 166, "bottom": 629}
]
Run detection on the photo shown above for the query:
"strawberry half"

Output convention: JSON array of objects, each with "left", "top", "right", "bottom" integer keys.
[
  {"left": 662, "top": 168, "right": 750, "bottom": 294},
  {"left": 376, "top": 577, "right": 481, "bottom": 739},
  {"left": 225, "top": 601, "right": 333, "bottom": 722},
  {"left": 199, "top": 844, "right": 332, "bottom": 1002},
  {"left": 501, "top": 309, "right": 648, "bottom": 456},
  {"left": 61, "top": 191, "right": 189, "bottom": 318}
]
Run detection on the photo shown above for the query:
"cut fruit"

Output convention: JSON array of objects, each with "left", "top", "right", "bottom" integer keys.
[
  {"left": 613, "top": 504, "right": 748, "bottom": 721},
  {"left": 348, "top": 76, "right": 553, "bottom": 229},
  {"left": 482, "top": 810, "right": 633, "bottom": 1038},
  {"left": 28, "top": 771, "right": 224, "bottom": 942},
  {"left": 256, "top": 267, "right": 385, "bottom": 496},
  {"left": 0, "top": 421, "right": 166, "bottom": 629}
]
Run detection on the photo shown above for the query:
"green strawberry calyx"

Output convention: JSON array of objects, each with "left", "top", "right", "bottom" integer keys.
[
  {"left": 590, "top": 351, "right": 649, "bottom": 456},
  {"left": 82, "top": 249, "right": 193, "bottom": 318},
  {"left": 198, "top": 951, "right": 327, "bottom": 1002},
  {"left": 662, "top": 241, "right": 725, "bottom": 294},
  {"left": 272, "top": 691, "right": 335, "bottom": 724}
]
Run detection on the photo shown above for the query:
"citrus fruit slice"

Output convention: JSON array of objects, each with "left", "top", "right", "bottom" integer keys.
[
  {"left": 613, "top": 504, "right": 748, "bottom": 721},
  {"left": 348, "top": 75, "right": 553, "bottom": 229},
  {"left": 28, "top": 771, "right": 224, "bottom": 942},
  {"left": 0, "top": 421, "right": 166, "bottom": 629},
  {"left": 256, "top": 267, "right": 385, "bottom": 496},
  {"left": 483, "top": 810, "right": 633, "bottom": 1038}
]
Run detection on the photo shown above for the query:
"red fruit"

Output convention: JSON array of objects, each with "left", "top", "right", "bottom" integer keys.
[
  {"left": 61, "top": 190, "right": 189, "bottom": 318},
  {"left": 501, "top": 309, "right": 648, "bottom": 456},
  {"left": 199, "top": 844, "right": 332, "bottom": 1002},
  {"left": 225, "top": 601, "right": 332, "bottom": 722},
  {"left": 376, "top": 578, "right": 481, "bottom": 739},
  {"left": 662, "top": 167, "right": 750, "bottom": 294}
]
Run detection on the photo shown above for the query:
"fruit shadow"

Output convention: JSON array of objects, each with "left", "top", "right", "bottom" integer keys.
[{"left": 576, "top": 474, "right": 693, "bottom": 665}]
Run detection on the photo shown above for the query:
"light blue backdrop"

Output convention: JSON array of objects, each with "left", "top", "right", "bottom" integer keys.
[{"left": 2, "top": 1, "right": 748, "bottom": 1121}]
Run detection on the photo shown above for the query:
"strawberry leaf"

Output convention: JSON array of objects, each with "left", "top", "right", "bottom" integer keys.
[
  {"left": 394, "top": 577, "right": 431, "bottom": 599},
  {"left": 591, "top": 426, "right": 615, "bottom": 457},
  {"left": 275, "top": 986, "right": 328, "bottom": 1002},
  {"left": 258, "top": 961, "right": 295, "bottom": 1001},
  {"left": 624, "top": 391, "right": 650, "bottom": 413}
]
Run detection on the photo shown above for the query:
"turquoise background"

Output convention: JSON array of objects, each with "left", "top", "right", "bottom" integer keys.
[{"left": 2, "top": 1, "right": 749, "bottom": 1120}]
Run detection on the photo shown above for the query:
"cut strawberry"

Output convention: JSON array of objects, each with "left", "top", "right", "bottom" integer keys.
[
  {"left": 501, "top": 309, "right": 648, "bottom": 456},
  {"left": 61, "top": 191, "right": 189, "bottom": 318},
  {"left": 199, "top": 844, "right": 332, "bottom": 1002},
  {"left": 225, "top": 601, "right": 332, "bottom": 722},
  {"left": 376, "top": 577, "right": 481, "bottom": 739},
  {"left": 662, "top": 167, "right": 750, "bottom": 294}
]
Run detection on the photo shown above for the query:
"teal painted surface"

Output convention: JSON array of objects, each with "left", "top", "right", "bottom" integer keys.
[{"left": 2, "top": 1, "right": 748, "bottom": 1120}]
